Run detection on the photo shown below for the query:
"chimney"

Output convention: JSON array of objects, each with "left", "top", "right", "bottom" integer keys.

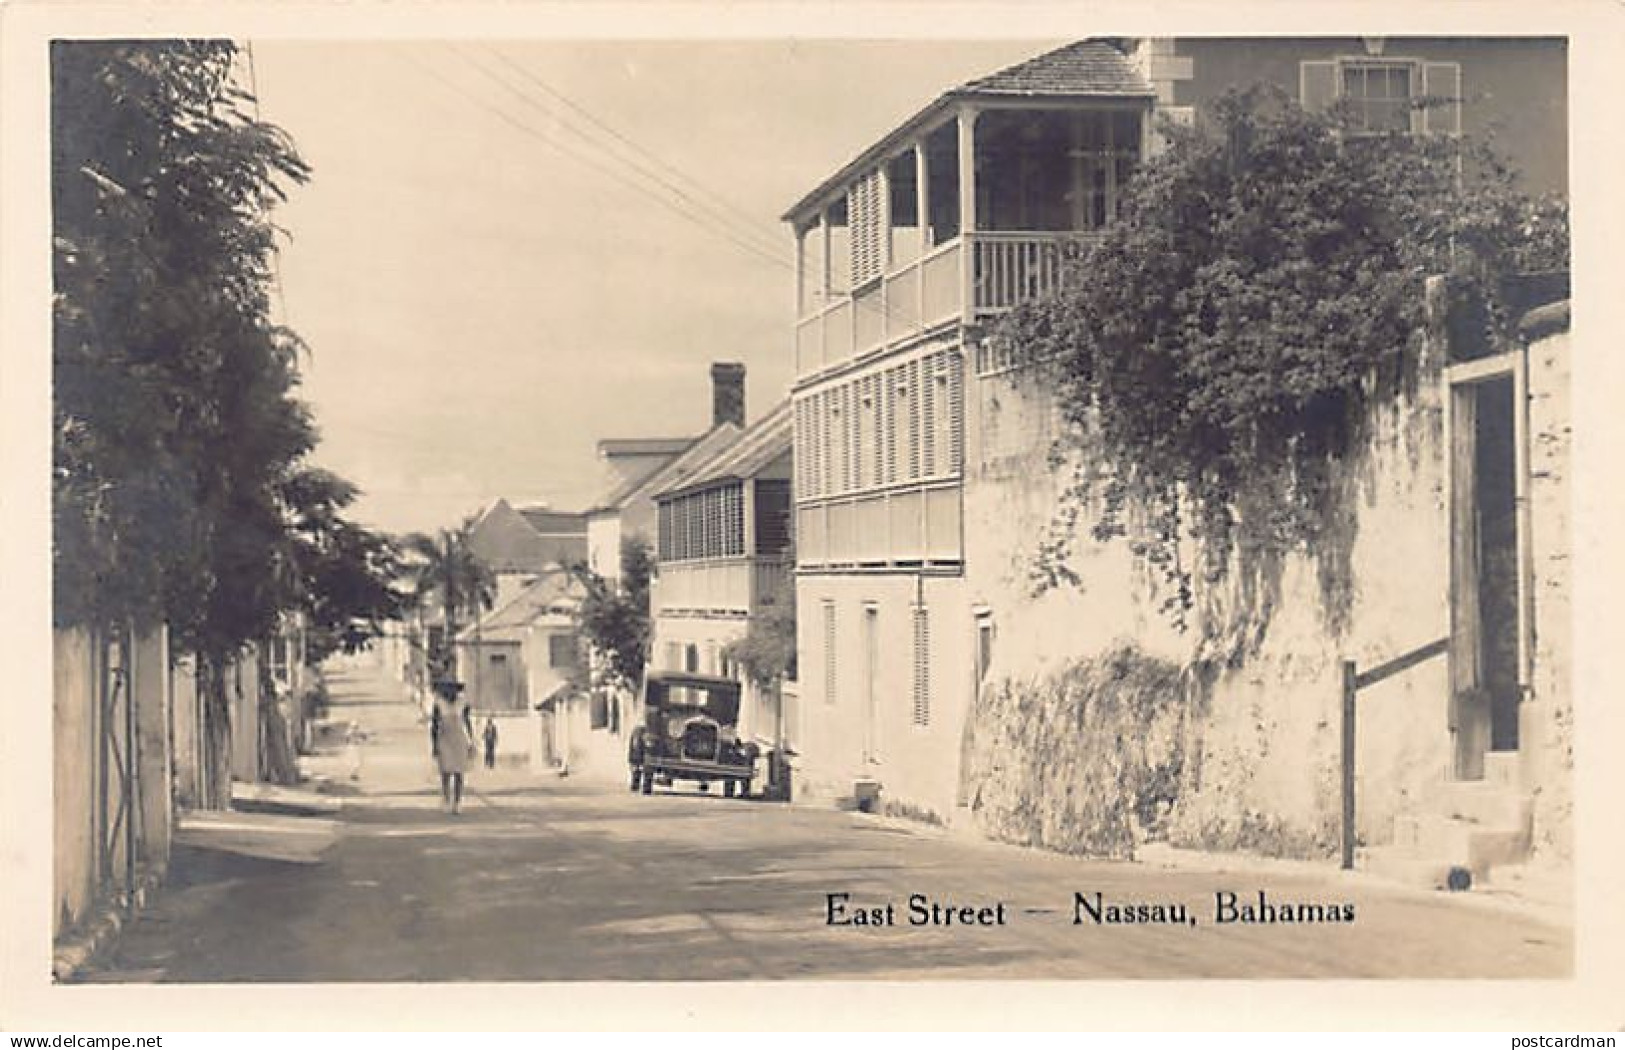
[{"left": 710, "top": 361, "right": 746, "bottom": 429}]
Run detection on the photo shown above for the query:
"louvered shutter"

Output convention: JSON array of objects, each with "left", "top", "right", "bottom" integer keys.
[
  {"left": 849, "top": 171, "right": 884, "bottom": 287},
  {"left": 906, "top": 358, "right": 922, "bottom": 479},
  {"left": 822, "top": 601, "right": 837, "bottom": 706},
  {"left": 1300, "top": 60, "right": 1338, "bottom": 112},
  {"left": 911, "top": 605, "right": 930, "bottom": 726},
  {"left": 847, "top": 381, "right": 861, "bottom": 491},
  {"left": 1422, "top": 61, "right": 1462, "bottom": 136},
  {"left": 947, "top": 352, "right": 964, "bottom": 474},
  {"left": 882, "top": 366, "right": 897, "bottom": 484},
  {"left": 921, "top": 355, "right": 938, "bottom": 476}
]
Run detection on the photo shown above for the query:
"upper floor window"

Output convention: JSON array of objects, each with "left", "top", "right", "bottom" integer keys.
[
  {"left": 1342, "top": 61, "right": 1414, "bottom": 133},
  {"left": 1301, "top": 58, "right": 1462, "bottom": 136},
  {"left": 657, "top": 483, "right": 745, "bottom": 562}
]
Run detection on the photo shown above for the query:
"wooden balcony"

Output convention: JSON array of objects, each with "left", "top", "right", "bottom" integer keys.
[
  {"left": 654, "top": 556, "right": 793, "bottom": 618},
  {"left": 796, "top": 479, "right": 962, "bottom": 569},
  {"left": 793, "top": 231, "right": 1102, "bottom": 378}
]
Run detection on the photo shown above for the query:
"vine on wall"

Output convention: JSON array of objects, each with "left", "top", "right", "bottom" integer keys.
[{"left": 1000, "top": 86, "right": 1568, "bottom": 646}]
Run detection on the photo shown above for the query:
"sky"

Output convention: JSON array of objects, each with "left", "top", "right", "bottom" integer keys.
[{"left": 251, "top": 38, "right": 1065, "bottom": 536}]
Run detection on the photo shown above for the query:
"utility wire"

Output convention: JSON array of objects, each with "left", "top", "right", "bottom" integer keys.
[
  {"left": 400, "top": 45, "right": 923, "bottom": 334},
  {"left": 469, "top": 43, "right": 784, "bottom": 260},
  {"left": 400, "top": 47, "right": 795, "bottom": 276}
]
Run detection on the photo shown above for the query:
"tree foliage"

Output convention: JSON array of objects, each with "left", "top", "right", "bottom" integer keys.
[
  {"left": 401, "top": 519, "right": 497, "bottom": 677},
  {"left": 724, "top": 574, "right": 797, "bottom": 690},
  {"left": 570, "top": 536, "right": 654, "bottom": 695},
  {"left": 52, "top": 41, "right": 401, "bottom": 665},
  {"left": 1001, "top": 85, "right": 1568, "bottom": 637}
]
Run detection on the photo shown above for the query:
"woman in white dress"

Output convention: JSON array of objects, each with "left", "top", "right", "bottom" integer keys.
[{"left": 430, "top": 679, "right": 474, "bottom": 814}]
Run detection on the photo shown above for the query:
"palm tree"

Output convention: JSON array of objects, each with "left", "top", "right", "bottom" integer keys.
[{"left": 401, "top": 518, "right": 497, "bottom": 681}]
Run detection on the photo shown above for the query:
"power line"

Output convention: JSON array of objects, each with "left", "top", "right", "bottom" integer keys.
[
  {"left": 469, "top": 43, "right": 783, "bottom": 260},
  {"left": 400, "top": 46, "right": 796, "bottom": 276},
  {"left": 398, "top": 45, "right": 922, "bottom": 335}
]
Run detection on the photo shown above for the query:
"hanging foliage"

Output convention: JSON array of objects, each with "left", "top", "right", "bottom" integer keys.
[{"left": 999, "top": 85, "right": 1568, "bottom": 640}]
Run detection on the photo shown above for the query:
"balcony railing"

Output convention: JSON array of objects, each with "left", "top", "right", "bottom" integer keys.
[
  {"left": 654, "top": 556, "right": 793, "bottom": 617},
  {"left": 793, "top": 231, "right": 1104, "bottom": 378}
]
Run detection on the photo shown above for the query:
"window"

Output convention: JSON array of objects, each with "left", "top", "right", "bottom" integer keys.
[
  {"left": 925, "top": 121, "right": 960, "bottom": 244},
  {"left": 548, "top": 633, "right": 578, "bottom": 668},
  {"left": 887, "top": 148, "right": 921, "bottom": 267},
  {"left": 911, "top": 605, "right": 931, "bottom": 726},
  {"left": 1300, "top": 58, "right": 1462, "bottom": 137},
  {"left": 1342, "top": 61, "right": 1413, "bottom": 133},
  {"left": 974, "top": 612, "right": 995, "bottom": 686}
]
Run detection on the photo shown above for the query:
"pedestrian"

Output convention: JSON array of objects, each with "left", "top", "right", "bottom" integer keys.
[
  {"left": 429, "top": 678, "right": 474, "bottom": 814},
  {"left": 482, "top": 716, "right": 499, "bottom": 769},
  {"left": 344, "top": 721, "right": 364, "bottom": 781}
]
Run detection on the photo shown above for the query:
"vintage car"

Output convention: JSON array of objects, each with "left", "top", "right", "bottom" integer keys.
[{"left": 628, "top": 670, "right": 759, "bottom": 797}]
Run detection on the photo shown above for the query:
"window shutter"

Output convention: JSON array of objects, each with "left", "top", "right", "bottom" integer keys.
[
  {"left": 849, "top": 171, "right": 884, "bottom": 287},
  {"left": 911, "top": 605, "right": 930, "bottom": 726},
  {"left": 882, "top": 366, "right": 897, "bottom": 484},
  {"left": 817, "top": 390, "right": 830, "bottom": 497},
  {"left": 947, "top": 352, "right": 964, "bottom": 474},
  {"left": 921, "top": 355, "right": 938, "bottom": 476},
  {"left": 906, "top": 358, "right": 922, "bottom": 479},
  {"left": 822, "top": 601, "right": 837, "bottom": 705},
  {"left": 1300, "top": 60, "right": 1338, "bottom": 112},
  {"left": 1422, "top": 61, "right": 1462, "bottom": 136}
]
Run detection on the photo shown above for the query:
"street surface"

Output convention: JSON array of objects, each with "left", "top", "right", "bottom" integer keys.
[{"left": 75, "top": 662, "right": 1571, "bottom": 981}]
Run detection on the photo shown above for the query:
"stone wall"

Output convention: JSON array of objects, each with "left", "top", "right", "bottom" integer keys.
[
  {"left": 1522, "top": 318, "right": 1572, "bottom": 860},
  {"left": 962, "top": 322, "right": 1457, "bottom": 857}
]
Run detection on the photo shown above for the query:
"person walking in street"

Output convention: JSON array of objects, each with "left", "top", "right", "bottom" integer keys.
[
  {"left": 482, "top": 716, "right": 499, "bottom": 769},
  {"left": 430, "top": 678, "right": 474, "bottom": 814},
  {"left": 344, "top": 721, "right": 365, "bottom": 781}
]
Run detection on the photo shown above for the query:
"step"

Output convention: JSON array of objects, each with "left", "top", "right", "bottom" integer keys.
[
  {"left": 1391, "top": 813, "right": 1530, "bottom": 877},
  {"left": 1433, "top": 779, "right": 1534, "bottom": 831},
  {"left": 1359, "top": 845, "right": 1470, "bottom": 891},
  {"left": 1482, "top": 750, "right": 1522, "bottom": 789}
]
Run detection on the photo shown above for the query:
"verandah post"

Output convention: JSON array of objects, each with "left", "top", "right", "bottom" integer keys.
[{"left": 1340, "top": 658, "right": 1358, "bottom": 870}]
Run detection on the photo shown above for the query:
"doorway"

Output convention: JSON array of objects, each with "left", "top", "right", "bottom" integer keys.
[{"left": 1448, "top": 360, "right": 1527, "bottom": 778}]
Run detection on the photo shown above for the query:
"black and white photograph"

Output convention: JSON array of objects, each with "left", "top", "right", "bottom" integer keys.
[{"left": 3, "top": 0, "right": 1623, "bottom": 1033}]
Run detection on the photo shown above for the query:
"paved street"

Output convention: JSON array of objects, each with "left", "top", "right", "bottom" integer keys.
[{"left": 75, "top": 662, "right": 1571, "bottom": 982}]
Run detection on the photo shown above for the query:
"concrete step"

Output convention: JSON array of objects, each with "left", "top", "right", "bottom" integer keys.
[
  {"left": 1359, "top": 845, "right": 1470, "bottom": 891},
  {"left": 1482, "top": 750, "right": 1522, "bottom": 789},
  {"left": 1433, "top": 779, "right": 1534, "bottom": 831},
  {"left": 1390, "top": 813, "right": 1530, "bottom": 878}
]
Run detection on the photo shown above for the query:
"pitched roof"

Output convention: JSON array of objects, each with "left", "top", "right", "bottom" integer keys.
[
  {"left": 517, "top": 507, "right": 586, "bottom": 536},
  {"left": 597, "top": 437, "right": 696, "bottom": 457},
  {"left": 589, "top": 424, "right": 743, "bottom": 514},
  {"left": 459, "top": 569, "right": 581, "bottom": 642},
  {"left": 783, "top": 38, "right": 1153, "bottom": 222},
  {"left": 956, "top": 39, "right": 1152, "bottom": 98},
  {"left": 655, "top": 400, "right": 792, "bottom": 501},
  {"left": 468, "top": 499, "right": 586, "bottom": 573}
]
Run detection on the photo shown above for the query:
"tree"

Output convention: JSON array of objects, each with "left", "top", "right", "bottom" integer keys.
[
  {"left": 401, "top": 519, "right": 497, "bottom": 679},
  {"left": 570, "top": 536, "right": 654, "bottom": 699},
  {"left": 281, "top": 467, "right": 408, "bottom": 664},
  {"left": 1001, "top": 84, "right": 1568, "bottom": 641},
  {"left": 723, "top": 575, "right": 796, "bottom": 693},
  {"left": 52, "top": 41, "right": 401, "bottom": 802}
]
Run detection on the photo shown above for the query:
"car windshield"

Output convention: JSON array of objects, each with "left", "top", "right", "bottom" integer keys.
[{"left": 646, "top": 679, "right": 740, "bottom": 725}]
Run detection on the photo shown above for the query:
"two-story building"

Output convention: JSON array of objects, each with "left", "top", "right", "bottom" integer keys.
[
  {"left": 650, "top": 399, "right": 794, "bottom": 746},
  {"left": 783, "top": 35, "right": 1571, "bottom": 873},
  {"left": 784, "top": 38, "right": 1162, "bottom": 815}
]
